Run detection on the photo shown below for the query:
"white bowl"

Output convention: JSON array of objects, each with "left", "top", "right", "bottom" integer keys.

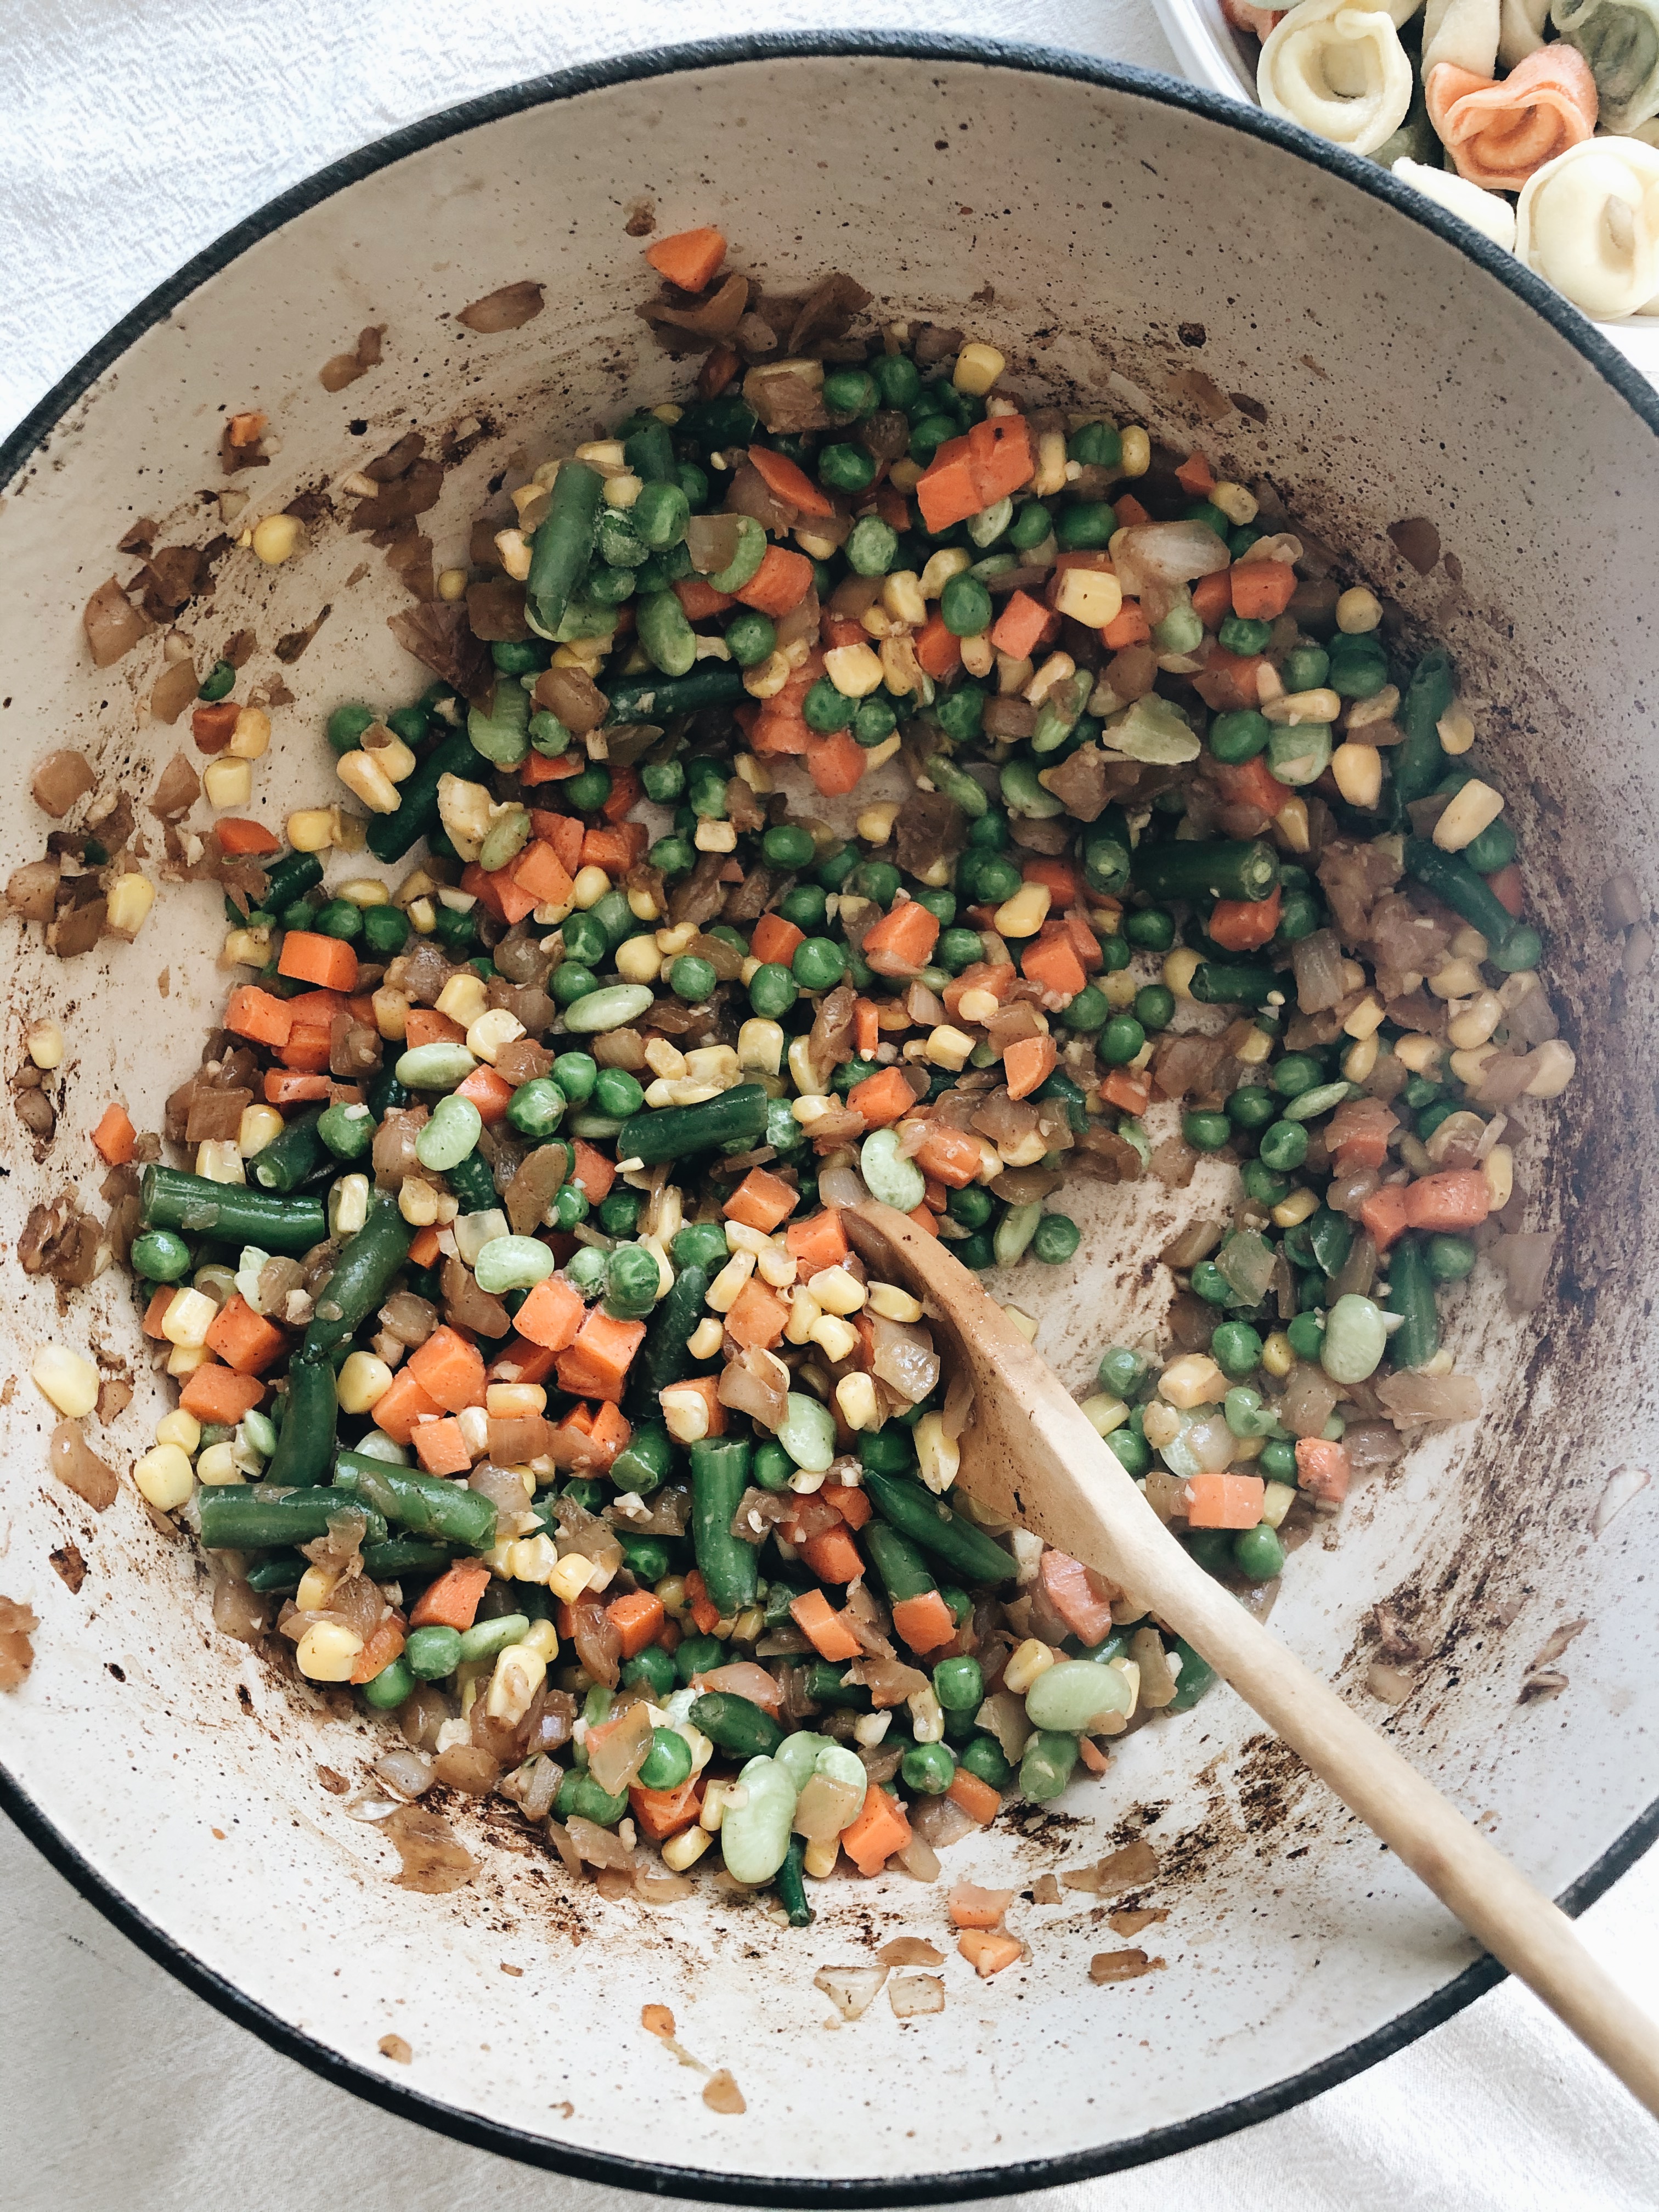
[
  {"left": 2, "top": 32, "right": 1657, "bottom": 2202},
  {"left": 1149, "top": 0, "right": 1659, "bottom": 383}
]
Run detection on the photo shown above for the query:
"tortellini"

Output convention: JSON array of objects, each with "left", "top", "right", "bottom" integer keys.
[
  {"left": 1551, "top": 0, "right": 1659, "bottom": 129},
  {"left": 1259, "top": 0, "right": 1416, "bottom": 154},
  {"left": 1391, "top": 154, "right": 1521, "bottom": 244},
  {"left": 1425, "top": 43, "right": 1599, "bottom": 187},
  {"left": 1515, "top": 133, "right": 1659, "bottom": 312}
]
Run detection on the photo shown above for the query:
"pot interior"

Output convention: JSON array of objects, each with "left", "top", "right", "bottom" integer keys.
[{"left": 2, "top": 44, "right": 1656, "bottom": 2198}]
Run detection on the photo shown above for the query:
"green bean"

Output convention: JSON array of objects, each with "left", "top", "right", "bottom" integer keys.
[
  {"left": 1190, "top": 961, "right": 1283, "bottom": 1008},
  {"left": 198, "top": 1483, "right": 384, "bottom": 1551},
  {"left": 262, "top": 850, "right": 324, "bottom": 912},
  {"left": 1385, "top": 1234, "right": 1440, "bottom": 1371},
  {"left": 365, "top": 728, "right": 476, "bottom": 864},
  {"left": 247, "top": 1108, "right": 327, "bottom": 1193},
  {"left": 862, "top": 1471, "right": 1017, "bottom": 1584},
  {"left": 603, "top": 667, "right": 746, "bottom": 724},
  {"left": 302, "top": 1197, "right": 413, "bottom": 1363},
  {"left": 1019, "top": 1729, "right": 1079, "bottom": 1802},
  {"left": 614, "top": 1084, "right": 769, "bottom": 1166},
  {"left": 1131, "top": 839, "right": 1279, "bottom": 904},
  {"left": 334, "top": 1451, "right": 499, "bottom": 1551},
  {"left": 361, "top": 1537, "right": 455, "bottom": 1581},
  {"left": 864, "top": 1522, "right": 938, "bottom": 1607},
  {"left": 446, "top": 1148, "right": 499, "bottom": 1217},
  {"left": 140, "top": 1166, "right": 326, "bottom": 1256},
  {"left": 799, "top": 1661, "right": 871, "bottom": 1709},
  {"left": 623, "top": 417, "right": 676, "bottom": 484},
  {"left": 691, "top": 1437, "right": 758, "bottom": 1616},
  {"left": 1402, "top": 839, "right": 1541, "bottom": 969},
  {"left": 1393, "top": 646, "right": 1455, "bottom": 810},
  {"left": 262, "top": 1356, "right": 338, "bottom": 1490},
  {"left": 776, "top": 1833, "right": 815, "bottom": 1926},
  {"left": 244, "top": 1553, "right": 307, "bottom": 1593},
  {"left": 625, "top": 1265, "right": 714, "bottom": 1419},
  {"left": 690, "top": 1691, "right": 782, "bottom": 1760},
  {"left": 457, "top": 1613, "right": 529, "bottom": 1664},
  {"left": 526, "top": 461, "right": 604, "bottom": 637}
]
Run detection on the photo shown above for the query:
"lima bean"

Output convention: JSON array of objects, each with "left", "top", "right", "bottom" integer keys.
[
  {"left": 562, "top": 984, "right": 658, "bottom": 1035},
  {"left": 396, "top": 1041, "right": 477, "bottom": 1089},
  {"left": 860, "top": 1126, "right": 926, "bottom": 1213},
  {"left": 1024, "top": 1658, "right": 1132, "bottom": 1733},
  {"left": 1319, "top": 1293, "right": 1388, "bottom": 1384},
  {"left": 720, "top": 1754, "right": 798, "bottom": 1883},
  {"left": 777, "top": 1391, "right": 837, "bottom": 1474},
  {"left": 416, "top": 1093, "right": 483, "bottom": 1172},
  {"left": 473, "top": 1235, "right": 558, "bottom": 1294}
]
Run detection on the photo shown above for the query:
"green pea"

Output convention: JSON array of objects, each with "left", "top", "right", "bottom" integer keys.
[
  {"left": 650, "top": 835, "right": 696, "bottom": 879},
  {"left": 641, "top": 760, "right": 685, "bottom": 808},
  {"left": 850, "top": 858, "right": 901, "bottom": 906},
  {"left": 1123, "top": 907, "right": 1176, "bottom": 952},
  {"left": 932, "top": 1655, "right": 984, "bottom": 1713},
  {"left": 430, "top": 901, "right": 478, "bottom": 953},
  {"left": 1427, "top": 1233, "right": 1477, "bottom": 1283},
  {"left": 473, "top": 1235, "right": 557, "bottom": 1294},
  {"left": 819, "top": 443, "right": 876, "bottom": 493},
  {"left": 1189, "top": 1261, "right": 1234, "bottom": 1306},
  {"left": 1210, "top": 1322, "right": 1263, "bottom": 1379},
  {"left": 1217, "top": 614, "right": 1272, "bottom": 655},
  {"left": 405, "top": 1624, "right": 462, "bottom": 1680},
  {"left": 1286, "top": 1311, "right": 1325, "bottom": 1362},
  {"left": 960, "top": 1734, "right": 1013, "bottom": 1788},
  {"left": 1259, "top": 1119, "right": 1310, "bottom": 1172},
  {"left": 549, "top": 963, "right": 598, "bottom": 1008},
  {"left": 566, "top": 1244, "right": 606, "bottom": 1295},
  {"left": 564, "top": 766, "right": 613, "bottom": 811},
  {"left": 1282, "top": 645, "right": 1329, "bottom": 692},
  {"left": 872, "top": 353, "right": 921, "bottom": 409},
  {"left": 1097, "top": 1014, "right": 1145, "bottom": 1068},
  {"left": 822, "top": 368, "right": 878, "bottom": 419},
  {"left": 1254, "top": 1436, "right": 1295, "bottom": 1485},
  {"left": 1209, "top": 708, "right": 1271, "bottom": 764},
  {"left": 1224, "top": 1386, "right": 1276, "bottom": 1438},
  {"left": 563, "top": 984, "right": 657, "bottom": 1035},
  {"left": 638, "top": 1725, "right": 693, "bottom": 1791},
  {"left": 1328, "top": 638, "right": 1389, "bottom": 699},
  {"left": 396, "top": 1041, "right": 477, "bottom": 1090},
  {"left": 363, "top": 904, "right": 410, "bottom": 957},
  {"left": 312, "top": 897, "right": 364, "bottom": 942},
  {"left": 720, "top": 610, "right": 775, "bottom": 669},
  {"left": 131, "top": 1229, "right": 191, "bottom": 1282},
  {"left": 506, "top": 1079, "right": 566, "bottom": 1141},
  {"left": 632, "top": 479, "right": 691, "bottom": 552},
  {"left": 748, "top": 963, "right": 798, "bottom": 1018},
  {"left": 792, "top": 937, "right": 847, "bottom": 991},
  {"left": 804, "top": 678, "right": 856, "bottom": 733},
  {"left": 598, "top": 1188, "right": 644, "bottom": 1237},
  {"left": 853, "top": 695, "right": 898, "bottom": 747},
  {"left": 860, "top": 1126, "right": 925, "bottom": 1213},
  {"left": 623, "top": 1646, "right": 678, "bottom": 1700},
  {"left": 940, "top": 572, "right": 994, "bottom": 636},
  {"left": 541, "top": 1056, "right": 591, "bottom": 1109},
  {"left": 901, "top": 1741, "right": 957, "bottom": 1795},
  {"left": 318, "top": 1101, "right": 374, "bottom": 1159},
  {"left": 678, "top": 461, "right": 710, "bottom": 509},
  {"left": 846, "top": 516, "right": 898, "bottom": 575},
  {"left": 360, "top": 1655, "right": 414, "bottom": 1709},
  {"left": 748, "top": 1438, "right": 793, "bottom": 1493},
  {"left": 662, "top": 954, "right": 712, "bottom": 1006},
  {"left": 327, "top": 702, "right": 375, "bottom": 755},
  {"left": 955, "top": 1232, "right": 996, "bottom": 1270},
  {"left": 1055, "top": 983, "right": 1104, "bottom": 1033},
  {"left": 1226, "top": 1086, "right": 1277, "bottom": 1135},
  {"left": 1183, "top": 1111, "right": 1233, "bottom": 1154},
  {"left": 196, "top": 658, "right": 236, "bottom": 703},
  {"left": 1233, "top": 1522, "right": 1285, "bottom": 1583},
  {"left": 604, "top": 1242, "right": 661, "bottom": 1319},
  {"left": 907, "top": 416, "right": 957, "bottom": 466},
  {"left": 1097, "top": 1346, "right": 1149, "bottom": 1398},
  {"left": 1266, "top": 722, "right": 1333, "bottom": 787},
  {"left": 1106, "top": 1426, "right": 1151, "bottom": 1477},
  {"left": 590, "top": 1069, "right": 642, "bottom": 1120},
  {"left": 1032, "top": 1214, "right": 1081, "bottom": 1263},
  {"left": 1319, "top": 1293, "right": 1387, "bottom": 1384}
]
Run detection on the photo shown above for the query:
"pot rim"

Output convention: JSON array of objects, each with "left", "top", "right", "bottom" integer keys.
[{"left": 3, "top": 30, "right": 1656, "bottom": 2198}]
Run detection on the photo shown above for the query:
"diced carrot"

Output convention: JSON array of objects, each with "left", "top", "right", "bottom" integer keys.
[
  {"left": 684, "top": 1566, "right": 721, "bottom": 1634},
  {"left": 511, "top": 838, "right": 576, "bottom": 910},
  {"left": 91, "top": 1102, "right": 137, "bottom": 1165},
  {"left": 750, "top": 911, "right": 806, "bottom": 968},
  {"left": 1207, "top": 886, "right": 1282, "bottom": 953},
  {"left": 723, "top": 1166, "right": 799, "bottom": 1233},
  {"left": 1003, "top": 1032, "right": 1058, "bottom": 1101},
  {"left": 911, "top": 1122, "right": 982, "bottom": 1190},
  {"left": 1357, "top": 1185, "right": 1411, "bottom": 1255},
  {"left": 800, "top": 1525, "right": 864, "bottom": 1585},
  {"left": 1021, "top": 932, "right": 1087, "bottom": 1001},
  {"left": 281, "top": 989, "right": 349, "bottom": 1026},
  {"left": 862, "top": 900, "right": 941, "bottom": 975},
  {"left": 409, "top": 1558, "right": 491, "bottom": 1631},
  {"left": 790, "top": 1588, "right": 864, "bottom": 1663},
  {"left": 580, "top": 823, "right": 648, "bottom": 878},
  {"left": 1113, "top": 492, "right": 1151, "bottom": 528},
  {"left": 853, "top": 998, "right": 880, "bottom": 1057},
  {"left": 405, "top": 1226, "right": 441, "bottom": 1269},
  {"left": 947, "top": 1767, "right": 1003, "bottom": 1825},
  {"left": 1184, "top": 1471, "right": 1266, "bottom": 1528},
  {"left": 1175, "top": 450, "right": 1215, "bottom": 495},
  {"left": 371, "top": 1366, "right": 442, "bottom": 1444},
  {"left": 526, "top": 810, "right": 585, "bottom": 880},
  {"left": 1403, "top": 1168, "right": 1490, "bottom": 1231},
  {"left": 1486, "top": 862, "right": 1525, "bottom": 918},
  {"left": 408, "top": 1325, "right": 488, "bottom": 1413},
  {"left": 1038, "top": 1548, "right": 1118, "bottom": 1644},
  {"left": 276, "top": 929, "right": 359, "bottom": 994},
  {"left": 629, "top": 1774, "right": 704, "bottom": 1839},
  {"left": 142, "top": 1285, "right": 176, "bottom": 1338},
  {"left": 891, "top": 1589, "right": 957, "bottom": 1654},
  {"left": 452, "top": 1064, "right": 515, "bottom": 1126},
  {"left": 178, "top": 1364, "right": 265, "bottom": 1424},
  {"left": 644, "top": 224, "right": 726, "bottom": 292},
  {"left": 204, "top": 1294, "right": 287, "bottom": 1376},
  {"left": 1212, "top": 753, "right": 1291, "bottom": 815},
  {"left": 988, "top": 589, "right": 1052, "bottom": 663},
  {"left": 785, "top": 1209, "right": 848, "bottom": 1272},
  {"left": 1021, "top": 855, "right": 1080, "bottom": 906},
  {"left": 1064, "top": 909, "right": 1105, "bottom": 974},
  {"left": 584, "top": 1401, "right": 632, "bottom": 1471},
  {"left": 224, "top": 984, "right": 294, "bottom": 1049},
  {"left": 948, "top": 1880, "right": 1015, "bottom": 1929},
  {"left": 1295, "top": 1436, "right": 1352, "bottom": 1504},
  {"left": 914, "top": 415, "right": 1034, "bottom": 532},
  {"left": 1100, "top": 1066, "right": 1153, "bottom": 1115},
  {"left": 412, "top": 1415, "right": 473, "bottom": 1475},
  {"left": 521, "top": 749, "right": 583, "bottom": 787},
  {"left": 746, "top": 443, "right": 835, "bottom": 518},
  {"left": 736, "top": 545, "right": 815, "bottom": 619},
  {"left": 915, "top": 611, "right": 962, "bottom": 680},
  {"left": 1190, "top": 569, "right": 1234, "bottom": 629},
  {"left": 805, "top": 727, "right": 867, "bottom": 797},
  {"left": 846, "top": 1066, "right": 918, "bottom": 1128},
  {"left": 514, "top": 1273, "right": 585, "bottom": 1352},
  {"left": 1076, "top": 1734, "right": 1110, "bottom": 1774},
  {"left": 605, "top": 1588, "right": 667, "bottom": 1659},
  {"left": 1230, "top": 558, "right": 1298, "bottom": 621},
  {"left": 569, "top": 1139, "right": 616, "bottom": 1205},
  {"left": 555, "top": 1308, "right": 646, "bottom": 1402},
  {"left": 1100, "top": 600, "right": 1153, "bottom": 650},
  {"left": 191, "top": 701, "right": 240, "bottom": 753},
  {"left": 216, "top": 816, "right": 280, "bottom": 856},
  {"left": 915, "top": 450, "right": 979, "bottom": 533},
  {"left": 1192, "top": 643, "right": 1267, "bottom": 713},
  {"left": 350, "top": 1612, "right": 407, "bottom": 1686},
  {"left": 227, "top": 410, "right": 267, "bottom": 447},
  {"left": 906, "top": 1203, "right": 940, "bottom": 1239},
  {"left": 959, "top": 1929, "right": 1024, "bottom": 1977},
  {"left": 674, "top": 576, "right": 735, "bottom": 621},
  {"left": 842, "top": 1781, "right": 912, "bottom": 1876},
  {"left": 600, "top": 766, "right": 642, "bottom": 824},
  {"left": 751, "top": 711, "right": 812, "bottom": 758},
  {"left": 486, "top": 1335, "right": 559, "bottom": 1389},
  {"left": 723, "top": 1276, "right": 789, "bottom": 1352},
  {"left": 276, "top": 1024, "right": 332, "bottom": 1075},
  {"left": 822, "top": 1481, "right": 872, "bottom": 1530}
]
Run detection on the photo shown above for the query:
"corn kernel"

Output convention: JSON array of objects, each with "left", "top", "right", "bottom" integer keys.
[
  {"left": 993, "top": 881, "right": 1051, "bottom": 939},
  {"left": 1164, "top": 946, "right": 1203, "bottom": 1001},
  {"left": 436, "top": 566, "right": 467, "bottom": 601},
  {"left": 106, "top": 872, "right": 156, "bottom": 935},
  {"left": 735, "top": 1018, "right": 785, "bottom": 1078},
  {"left": 802, "top": 1836, "right": 839, "bottom": 1879},
  {"left": 547, "top": 1553, "right": 595, "bottom": 1602},
  {"left": 222, "top": 926, "right": 272, "bottom": 967},
  {"left": 1159, "top": 1352, "right": 1224, "bottom": 1409},
  {"left": 466, "top": 1007, "right": 526, "bottom": 1064},
  {"left": 1437, "top": 706, "right": 1476, "bottom": 756},
  {"left": 296, "top": 1565, "right": 338, "bottom": 1613},
  {"left": 336, "top": 1348, "right": 393, "bottom": 1414},
  {"left": 1274, "top": 797, "right": 1311, "bottom": 853},
  {"left": 1335, "top": 586, "right": 1383, "bottom": 634},
  {"left": 1053, "top": 568, "right": 1123, "bottom": 627},
  {"left": 1342, "top": 1033, "right": 1379, "bottom": 1084},
  {"left": 296, "top": 1621, "right": 364, "bottom": 1680},
  {"left": 1260, "top": 1481, "right": 1297, "bottom": 1530},
  {"left": 694, "top": 816, "right": 737, "bottom": 854},
  {"left": 155, "top": 1409, "right": 201, "bottom": 1453},
  {"left": 337, "top": 749, "right": 399, "bottom": 814},
  {"left": 372, "top": 987, "right": 410, "bottom": 1042},
  {"left": 286, "top": 807, "right": 336, "bottom": 853},
  {"left": 329, "top": 1172, "right": 370, "bottom": 1238},
  {"left": 810, "top": 1313, "right": 860, "bottom": 1363},
  {"left": 191, "top": 1437, "right": 240, "bottom": 1482},
  {"left": 1210, "top": 481, "right": 1259, "bottom": 526},
  {"left": 684, "top": 1316, "right": 724, "bottom": 1362},
  {"left": 919, "top": 547, "right": 973, "bottom": 598},
  {"left": 221, "top": 706, "right": 272, "bottom": 764},
  {"left": 1523, "top": 1038, "right": 1576, "bottom": 1098},
  {"left": 823, "top": 642, "right": 884, "bottom": 698},
  {"left": 881, "top": 569, "right": 927, "bottom": 629},
  {"left": 1004, "top": 1639, "right": 1057, "bottom": 1695},
  {"left": 31, "top": 1343, "right": 100, "bottom": 1418},
  {"left": 834, "top": 1372, "right": 881, "bottom": 1432},
  {"left": 237, "top": 1103, "right": 284, "bottom": 1156},
  {"left": 743, "top": 649, "right": 792, "bottom": 699},
  {"left": 251, "top": 513, "right": 304, "bottom": 565},
  {"left": 856, "top": 800, "right": 902, "bottom": 847},
  {"left": 1272, "top": 1187, "right": 1320, "bottom": 1228},
  {"left": 1330, "top": 742, "right": 1381, "bottom": 811},
  {"left": 522, "top": 1618, "right": 560, "bottom": 1664},
  {"left": 1432, "top": 780, "right": 1504, "bottom": 853},
  {"left": 487, "top": 1643, "right": 548, "bottom": 1726},
  {"left": 1119, "top": 427, "right": 1152, "bottom": 477},
  {"left": 1482, "top": 1143, "right": 1515, "bottom": 1210},
  {"left": 953, "top": 342, "right": 1006, "bottom": 396},
  {"left": 166, "top": 1344, "right": 212, "bottom": 1380},
  {"left": 663, "top": 1824, "right": 712, "bottom": 1871},
  {"left": 1393, "top": 1032, "right": 1444, "bottom": 1074},
  {"left": 1447, "top": 990, "right": 1503, "bottom": 1051},
  {"left": 867, "top": 1281, "right": 923, "bottom": 1324},
  {"left": 434, "top": 972, "right": 488, "bottom": 1029},
  {"left": 1032, "top": 430, "right": 1068, "bottom": 498},
  {"left": 661, "top": 1383, "right": 712, "bottom": 1443},
  {"left": 915, "top": 1410, "right": 959, "bottom": 1493},
  {"left": 133, "top": 1443, "right": 195, "bottom": 1510},
  {"left": 398, "top": 1178, "right": 439, "bottom": 1227},
  {"left": 363, "top": 728, "right": 417, "bottom": 783},
  {"left": 1025, "top": 651, "right": 1076, "bottom": 707},
  {"left": 1261, "top": 1330, "right": 1294, "bottom": 1379},
  {"left": 614, "top": 935, "right": 663, "bottom": 985}
]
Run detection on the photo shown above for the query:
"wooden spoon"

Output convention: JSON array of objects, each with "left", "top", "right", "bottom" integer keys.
[{"left": 846, "top": 1198, "right": 1659, "bottom": 2116}]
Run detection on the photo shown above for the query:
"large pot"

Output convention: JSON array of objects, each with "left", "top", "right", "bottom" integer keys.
[{"left": 2, "top": 35, "right": 1655, "bottom": 2202}]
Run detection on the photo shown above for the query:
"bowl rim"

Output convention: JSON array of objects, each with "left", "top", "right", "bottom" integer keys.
[{"left": 4, "top": 29, "right": 1658, "bottom": 2201}]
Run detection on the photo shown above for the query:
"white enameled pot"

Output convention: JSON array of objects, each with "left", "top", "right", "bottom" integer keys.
[{"left": 1, "top": 35, "right": 1656, "bottom": 2203}]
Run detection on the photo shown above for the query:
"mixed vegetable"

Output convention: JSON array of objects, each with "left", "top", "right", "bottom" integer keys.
[{"left": 55, "top": 227, "right": 1576, "bottom": 1927}]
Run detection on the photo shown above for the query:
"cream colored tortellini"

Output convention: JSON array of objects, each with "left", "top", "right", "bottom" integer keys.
[
  {"left": 1391, "top": 156, "right": 1520, "bottom": 246},
  {"left": 1421, "top": 0, "right": 1500, "bottom": 76},
  {"left": 1259, "top": 0, "right": 1416, "bottom": 154},
  {"left": 1515, "top": 136, "right": 1659, "bottom": 314}
]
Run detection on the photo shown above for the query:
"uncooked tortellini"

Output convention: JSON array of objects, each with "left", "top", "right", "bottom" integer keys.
[
  {"left": 1259, "top": 0, "right": 1416, "bottom": 155},
  {"left": 1515, "top": 135, "right": 1659, "bottom": 314},
  {"left": 1551, "top": 0, "right": 1659, "bottom": 131},
  {"left": 1391, "top": 155, "right": 1520, "bottom": 246}
]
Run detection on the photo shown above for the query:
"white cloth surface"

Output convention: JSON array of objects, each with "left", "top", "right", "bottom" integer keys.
[{"left": 2, "top": 4, "right": 1657, "bottom": 2207}]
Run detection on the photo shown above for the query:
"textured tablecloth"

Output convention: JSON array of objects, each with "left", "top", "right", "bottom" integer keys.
[{"left": 3, "top": 4, "right": 1657, "bottom": 2206}]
